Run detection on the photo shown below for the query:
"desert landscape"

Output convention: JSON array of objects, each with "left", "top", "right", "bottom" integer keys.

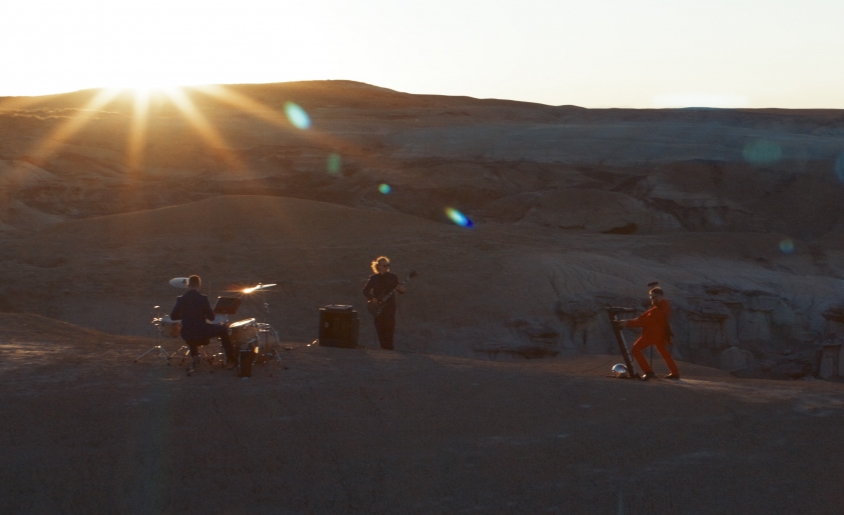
[{"left": 1, "top": 81, "right": 844, "bottom": 513}]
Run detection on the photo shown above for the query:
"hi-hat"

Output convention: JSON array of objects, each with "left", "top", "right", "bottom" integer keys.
[
  {"left": 169, "top": 277, "right": 190, "bottom": 288},
  {"left": 242, "top": 283, "right": 277, "bottom": 294}
]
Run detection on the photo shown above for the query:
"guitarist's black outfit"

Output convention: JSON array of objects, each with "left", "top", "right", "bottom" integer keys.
[{"left": 362, "top": 272, "right": 400, "bottom": 350}]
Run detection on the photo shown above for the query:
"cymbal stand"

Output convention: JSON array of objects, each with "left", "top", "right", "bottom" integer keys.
[
  {"left": 263, "top": 300, "right": 284, "bottom": 364},
  {"left": 134, "top": 306, "right": 173, "bottom": 364},
  {"left": 171, "top": 342, "right": 191, "bottom": 362},
  {"left": 249, "top": 297, "right": 282, "bottom": 364}
]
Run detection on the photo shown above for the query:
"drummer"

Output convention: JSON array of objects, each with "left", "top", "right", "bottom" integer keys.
[{"left": 170, "top": 275, "right": 236, "bottom": 366}]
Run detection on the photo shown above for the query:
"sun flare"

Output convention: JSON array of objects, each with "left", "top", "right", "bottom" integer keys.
[
  {"left": 106, "top": 84, "right": 184, "bottom": 100},
  {"left": 23, "top": 81, "right": 386, "bottom": 195}
]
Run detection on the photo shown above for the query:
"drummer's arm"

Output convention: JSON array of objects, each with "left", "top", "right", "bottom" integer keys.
[
  {"left": 204, "top": 299, "right": 216, "bottom": 322},
  {"left": 170, "top": 298, "right": 182, "bottom": 321}
]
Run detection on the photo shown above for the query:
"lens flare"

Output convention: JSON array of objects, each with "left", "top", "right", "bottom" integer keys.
[
  {"left": 445, "top": 207, "right": 474, "bottom": 228},
  {"left": 835, "top": 152, "right": 844, "bottom": 183},
  {"left": 779, "top": 239, "right": 795, "bottom": 254},
  {"left": 327, "top": 153, "right": 342, "bottom": 174},
  {"left": 284, "top": 102, "right": 310, "bottom": 129},
  {"left": 743, "top": 140, "right": 782, "bottom": 164},
  {"left": 378, "top": 183, "right": 391, "bottom": 194}
]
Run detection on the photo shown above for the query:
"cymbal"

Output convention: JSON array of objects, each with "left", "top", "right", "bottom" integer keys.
[
  {"left": 169, "top": 277, "right": 189, "bottom": 288},
  {"left": 242, "top": 283, "right": 277, "bottom": 294}
]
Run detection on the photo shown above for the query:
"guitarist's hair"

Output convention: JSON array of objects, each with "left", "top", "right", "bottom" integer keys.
[{"left": 370, "top": 256, "right": 390, "bottom": 274}]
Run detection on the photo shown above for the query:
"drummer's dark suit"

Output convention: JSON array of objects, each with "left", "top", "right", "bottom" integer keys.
[{"left": 170, "top": 289, "right": 234, "bottom": 361}]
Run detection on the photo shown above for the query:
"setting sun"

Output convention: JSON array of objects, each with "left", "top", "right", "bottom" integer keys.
[
  {"left": 118, "top": 85, "right": 184, "bottom": 97},
  {"left": 3, "top": 2, "right": 844, "bottom": 512},
  {"left": 2, "top": 0, "right": 843, "bottom": 108}
]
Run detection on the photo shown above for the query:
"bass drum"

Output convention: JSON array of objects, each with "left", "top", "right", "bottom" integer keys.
[{"left": 256, "top": 323, "right": 279, "bottom": 362}]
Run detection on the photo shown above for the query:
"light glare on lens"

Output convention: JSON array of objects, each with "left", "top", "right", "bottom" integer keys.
[
  {"left": 327, "top": 153, "right": 342, "bottom": 174},
  {"left": 834, "top": 152, "right": 844, "bottom": 183},
  {"left": 743, "top": 140, "right": 782, "bottom": 164},
  {"left": 284, "top": 102, "right": 310, "bottom": 129},
  {"left": 445, "top": 207, "right": 473, "bottom": 228}
]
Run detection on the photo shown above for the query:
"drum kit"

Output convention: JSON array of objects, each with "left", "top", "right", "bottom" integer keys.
[{"left": 134, "top": 277, "right": 283, "bottom": 375}]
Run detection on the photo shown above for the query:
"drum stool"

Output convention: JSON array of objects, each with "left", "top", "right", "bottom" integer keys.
[{"left": 180, "top": 338, "right": 214, "bottom": 367}]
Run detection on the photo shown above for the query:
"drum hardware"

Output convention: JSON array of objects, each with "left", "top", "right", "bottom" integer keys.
[
  {"left": 233, "top": 283, "right": 284, "bottom": 366},
  {"left": 134, "top": 306, "right": 177, "bottom": 364},
  {"left": 173, "top": 315, "right": 233, "bottom": 367},
  {"left": 178, "top": 339, "right": 221, "bottom": 369},
  {"left": 174, "top": 334, "right": 228, "bottom": 367},
  {"left": 255, "top": 322, "right": 282, "bottom": 364},
  {"left": 255, "top": 299, "right": 283, "bottom": 364},
  {"left": 139, "top": 277, "right": 285, "bottom": 372},
  {"left": 242, "top": 283, "right": 277, "bottom": 294},
  {"left": 228, "top": 318, "right": 262, "bottom": 377}
]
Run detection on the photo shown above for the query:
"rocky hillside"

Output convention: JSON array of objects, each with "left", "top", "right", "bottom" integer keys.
[{"left": 1, "top": 81, "right": 844, "bottom": 378}]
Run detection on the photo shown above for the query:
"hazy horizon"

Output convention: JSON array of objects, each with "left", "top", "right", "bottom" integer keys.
[
  {"left": 4, "top": 80, "right": 844, "bottom": 112},
  {"left": 3, "top": 0, "right": 843, "bottom": 109}
]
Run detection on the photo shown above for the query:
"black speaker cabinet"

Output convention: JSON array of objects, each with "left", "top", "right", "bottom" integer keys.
[{"left": 318, "top": 305, "right": 360, "bottom": 348}]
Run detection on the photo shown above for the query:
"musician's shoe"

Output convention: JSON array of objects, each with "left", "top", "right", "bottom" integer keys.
[
  {"left": 640, "top": 371, "right": 656, "bottom": 381},
  {"left": 665, "top": 373, "right": 681, "bottom": 380},
  {"left": 186, "top": 356, "right": 201, "bottom": 373}
]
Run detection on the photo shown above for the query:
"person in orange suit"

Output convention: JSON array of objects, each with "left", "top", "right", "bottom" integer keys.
[{"left": 617, "top": 286, "right": 680, "bottom": 380}]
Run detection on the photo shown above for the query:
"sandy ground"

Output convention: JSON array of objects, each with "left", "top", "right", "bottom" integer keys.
[{"left": 2, "top": 313, "right": 843, "bottom": 515}]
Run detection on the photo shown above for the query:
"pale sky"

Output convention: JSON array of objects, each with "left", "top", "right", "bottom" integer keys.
[{"left": 2, "top": 0, "right": 842, "bottom": 108}]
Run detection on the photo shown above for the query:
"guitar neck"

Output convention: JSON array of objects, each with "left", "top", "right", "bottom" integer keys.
[{"left": 378, "top": 274, "right": 412, "bottom": 303}]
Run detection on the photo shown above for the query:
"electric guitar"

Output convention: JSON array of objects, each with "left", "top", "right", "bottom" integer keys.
[{"left": 367, "top": 270, "right": 418, "bottom": 316}]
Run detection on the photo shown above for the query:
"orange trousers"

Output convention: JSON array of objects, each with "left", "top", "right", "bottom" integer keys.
[{"left": 631, "top": 338, "right": 679, "bottom": 376}]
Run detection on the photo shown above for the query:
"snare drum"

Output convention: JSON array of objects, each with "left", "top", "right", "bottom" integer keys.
[
  {"left": 159, "top": 316, "right": 181, "bottom": 338},
  {"left": 210, "top": 314, "right": 229, "bottom": 325},
  {"left": 229, "top": 318, "right": 258, "bottom": 349}
]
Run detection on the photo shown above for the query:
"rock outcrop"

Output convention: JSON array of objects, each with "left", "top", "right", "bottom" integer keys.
[{"left": 1, "top": 82, "right": 843, "bottom": 379}]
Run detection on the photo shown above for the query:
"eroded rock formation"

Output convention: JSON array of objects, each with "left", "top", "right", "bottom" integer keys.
[{"left": 1, "top": 82, "right": 843, "bottom": 379}]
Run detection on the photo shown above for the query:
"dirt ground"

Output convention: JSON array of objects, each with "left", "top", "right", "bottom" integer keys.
[{"left": 1, "top": 313, "right": 843, "bottom": 515}]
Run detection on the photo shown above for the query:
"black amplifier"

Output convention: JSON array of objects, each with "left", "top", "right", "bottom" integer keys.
[{"left": 318, "top": 304, "right": 360, "bottom": 348}]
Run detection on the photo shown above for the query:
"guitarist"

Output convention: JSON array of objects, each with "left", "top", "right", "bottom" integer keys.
[{"left": 362, "top": 256, "right": 405, "bottom": 350}]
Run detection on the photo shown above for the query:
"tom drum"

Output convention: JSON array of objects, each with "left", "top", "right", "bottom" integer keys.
[
  {"left": 229, "top": 318, "right": 258, "bottom": 350},
  {"left": 159, "top": 316, "right": 181, "bottom": 338}
]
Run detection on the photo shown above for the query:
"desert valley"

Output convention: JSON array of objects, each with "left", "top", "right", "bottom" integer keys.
[{"left": 1, "top": 81, "right": 844, "bottom": 513}]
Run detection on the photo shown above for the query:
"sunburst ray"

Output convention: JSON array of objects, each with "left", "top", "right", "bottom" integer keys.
[
  {"left": 191, "top": 84, "right": 390, "bottom": 168},
  {"left": 28, "top": 88, "right": 121, "bottom": 162},
  {"left": 166, "top": 87, "right": 246, "bottom": 172},
  {"left": 126, "top": 89, "right": 150, "bottom": 173}
]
